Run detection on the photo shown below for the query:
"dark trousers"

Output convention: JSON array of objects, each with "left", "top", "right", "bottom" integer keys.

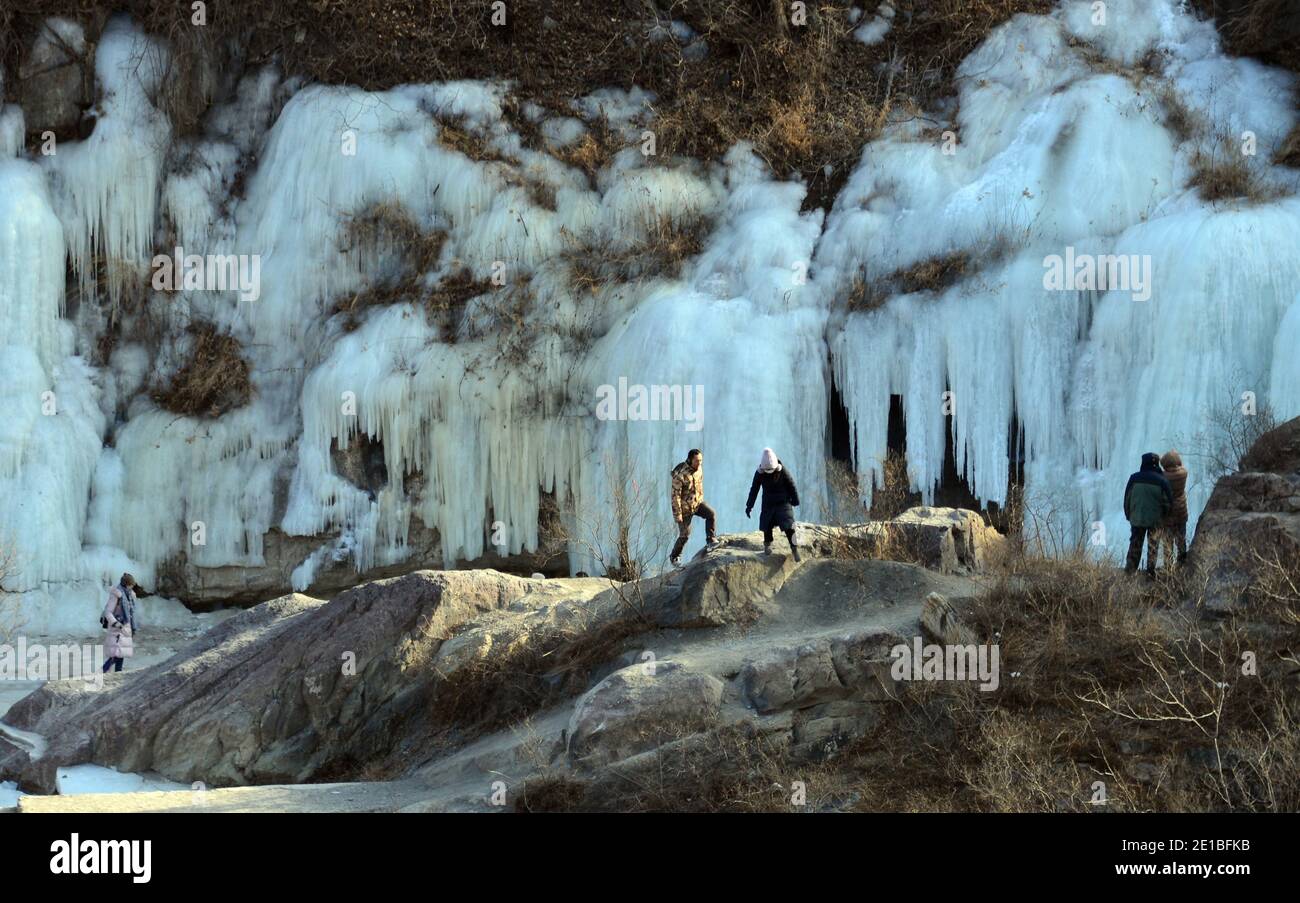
[
  {"left": 1156, "top": 520, "right": 1187, "bottom": 567},
  {"left": 1125, "top": 526, "right": 1159, "bottom": 574},
  {"left": 671, "top": 502, "right": 716, "bottom": 560},
  {"left": 760, "top": 504, "right": 797, "bottom": 549},
  {"left": 102, "top": 656, "right": 124, "bottom": 673}
]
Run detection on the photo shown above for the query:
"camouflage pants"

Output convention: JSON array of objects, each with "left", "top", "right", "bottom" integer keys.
[{"left": 1125, "top": 526, "right": 1159, "bottom": 575}]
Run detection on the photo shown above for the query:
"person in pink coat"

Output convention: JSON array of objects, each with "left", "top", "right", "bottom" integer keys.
[{"left": 101, "top": 573, "right": 138, "bottom": 673}]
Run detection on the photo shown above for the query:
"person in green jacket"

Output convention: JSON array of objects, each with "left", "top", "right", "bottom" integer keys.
[{"left": 1123, "top": 452, "right": 1173, "bottom": 576}]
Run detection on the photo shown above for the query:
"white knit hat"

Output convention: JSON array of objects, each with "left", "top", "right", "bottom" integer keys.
[{"left": 758, "top": 448, "right": 780, "bottom": 472}]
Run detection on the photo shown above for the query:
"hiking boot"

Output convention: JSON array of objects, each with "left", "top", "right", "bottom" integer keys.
[
  {"left": 669, "top": 557, "right": 681, "bottom": 569},
  {"left": 763, "top": 543, "right": 772, "bottom": 555},
  {"left": 791, "top": 545, "right": 802, "bottom": 563}
]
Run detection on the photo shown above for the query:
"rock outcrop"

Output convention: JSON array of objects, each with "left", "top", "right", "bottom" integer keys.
[
  {"left": 1189, "top": 416, "right": 1300, "bottom": 612},
  {"left": 713, "top": 506, "right": 1005, "bottom": 575},
  {"left": 1, "top": 515, "right": 992, "bottom": 806},
  {"left": 15, "top": 19, "right": 95, "bottom": 140}
]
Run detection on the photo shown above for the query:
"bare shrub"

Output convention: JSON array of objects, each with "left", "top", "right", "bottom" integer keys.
[
  {"left": 565, "top": 456, "right": 669, "bottom": 610},
  {"left": 0, "top": 538, "right": 22, "bottom": 649},
  {"left": 1186, "top": 387, "right": 1278, "bottom": 481}
]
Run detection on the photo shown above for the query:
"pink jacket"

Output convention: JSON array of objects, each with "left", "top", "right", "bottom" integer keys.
[{"left": 103, "top": 587, "right": 134, "bottom": 659}]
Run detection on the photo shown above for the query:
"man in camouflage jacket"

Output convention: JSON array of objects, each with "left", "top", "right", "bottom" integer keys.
[{"left": 669, "top": 449, "right": 716, "bottom": 566}]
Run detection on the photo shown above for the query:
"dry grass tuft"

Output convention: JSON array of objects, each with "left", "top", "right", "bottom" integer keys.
[
  {"left": 1157, "top": 85, "right": 1200, "bottom": 144},
  {"left": 1275, "top": 121, "right": 1300, "bottom": 168},
  {"left": 848, "top": 248, "right": 986, "bottom": 311},
  {"left": 151, "top": 322, "right": 252, "bottom": 418},
  {"left": 564, "top": 210, "right": 710, "bottom": 288},
  {"left": 332, "top": 201, "right": 500, "bottom": 335},
  {"left": 1188, "top": 148, "right": 1261, "bottom": 202}
]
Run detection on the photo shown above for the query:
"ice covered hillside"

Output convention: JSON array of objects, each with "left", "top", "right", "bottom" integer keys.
[{"left": 0, "top": 0, "right": 1297, "bottom": 629}]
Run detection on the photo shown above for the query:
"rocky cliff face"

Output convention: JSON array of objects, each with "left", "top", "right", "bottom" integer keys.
[{"left": 1190, "top": 415, "right": 1300, "bottom": 612}]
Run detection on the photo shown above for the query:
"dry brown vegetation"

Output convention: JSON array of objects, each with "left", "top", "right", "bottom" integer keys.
[
  {"left": 564, "top": 209, "right": 710, "bottom": 288},
  {"left": 150, "top": 321, "right": 253, "bottom": 417},
  {"left": 553, "top": 114, "right": 620, "bottom": 184},
  {"left": 334, "top": 201, "right": 498, "bottom": 335},
  {"left": 516, "top": 542, "right": 1299, "bottom": 812},
  {"left": 1276, "top": 122, "right": 1300, "bottom": 168},
  {"left": 1192, "top": 0, "right": 1300, "bottom": 73},
  {"left": 847, "top": 249, "right": 982, "bottom": 311},
  {"left": 1157, "top": 84, "right": 1200, "bottom": 144},
  {"left": 1186, "top": 388, "right": 1279, "bottom": 481},
  {"left": 1188, "top": 146, "right": 1263, "bottom": 203},
  {"left": 4, "top": 0, "right": 1060, "bottom": 204}
]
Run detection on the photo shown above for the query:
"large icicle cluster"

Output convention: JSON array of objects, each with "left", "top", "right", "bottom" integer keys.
[
  {"left": 0, "top": 0, "right": 1297, "bottom": 629},
  {"left": 819, "top": 0, "right": 1300, "bottom": 551}
]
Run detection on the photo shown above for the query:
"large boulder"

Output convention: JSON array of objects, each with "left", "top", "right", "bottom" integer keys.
[
  {"left": 157, "top": 519, "right": 569, "bottom": 610},
  {"left": 738, "top": 629, "right": 900, "bottom": 715},
  {"left": 889, "top": 507, "right": 1006, "bottom": 573},
  {"left": 1189, "top": 416, "right": 1300, "bottom": 613},
  {"left": 705, "top": 508, "right": 1005, "bottom": 575},
  {"left": 566, "top": 662, "right": 725, "bottom": 767},
  {"left": 663, "top": 548, "right": 796, "bottom": 626}
]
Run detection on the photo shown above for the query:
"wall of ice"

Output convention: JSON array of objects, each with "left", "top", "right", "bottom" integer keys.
[
  {"left": 0, "top": 0, "right": 1297, "bottom": 628},
  {"left": 820, "top": 0, "right": 1300, "bottom": 551}
]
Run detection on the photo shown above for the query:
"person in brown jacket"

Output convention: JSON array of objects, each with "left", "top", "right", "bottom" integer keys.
[
  {"left": 1157, "top": 449, "right": 1189, "bottom": 568},
  {"left": 669, "top": 449, "right": 717, "bottom": 567}
]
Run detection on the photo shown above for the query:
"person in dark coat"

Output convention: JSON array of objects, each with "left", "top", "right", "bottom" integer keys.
[
  {"left": 1123, "top": 452, "right": 1172, "bottom": 576},
  {"left": 745, "top": 448, "right": 801, "bottom": 561}
]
